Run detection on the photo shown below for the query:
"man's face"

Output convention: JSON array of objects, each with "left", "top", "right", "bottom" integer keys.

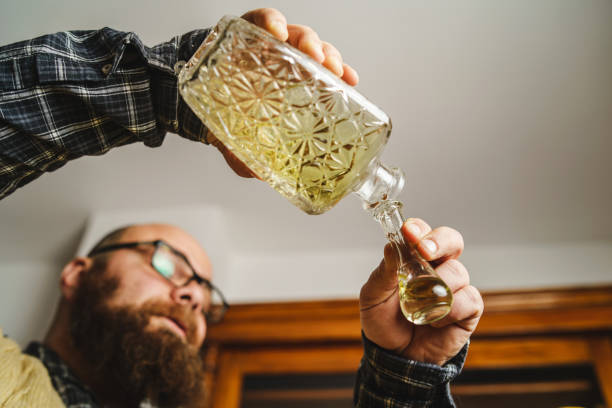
[
  {"left": 69, "top": 224, "right": 214, "bottom": 405},
  {"left": 97, "top": 224, "right": 212, "bottom": 348}
]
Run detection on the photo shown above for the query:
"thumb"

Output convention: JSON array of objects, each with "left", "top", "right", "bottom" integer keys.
[{"left": 360, "top": 243, "right": 400, "bottom": 309}]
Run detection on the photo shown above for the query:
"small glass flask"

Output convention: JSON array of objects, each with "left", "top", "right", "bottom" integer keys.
[{"left": 354, "top": 161, "right": 453, "bottom": 324}]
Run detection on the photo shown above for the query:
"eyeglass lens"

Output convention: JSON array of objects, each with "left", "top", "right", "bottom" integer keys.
[{"left": 151, "top": 244, "right": 220, "bottom": 317}]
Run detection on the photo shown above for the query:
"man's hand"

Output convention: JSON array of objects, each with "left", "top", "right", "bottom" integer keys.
[
  {"left": 207, "top": 7, "right": 359, "bottom": 178},
  {"left": 241, "top": 8, "right": 359, "bottom": 85},
  {"left": 360, "top": 218, "right": 484, "bottom": 366}
]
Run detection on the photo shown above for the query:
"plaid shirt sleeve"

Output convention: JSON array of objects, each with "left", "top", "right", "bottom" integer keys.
[
  {"left": 354, "top": 333, "right": 468, "bottom": 408},
  {"left": 0, "top": 27, "right": 211, "bottom": 200}
]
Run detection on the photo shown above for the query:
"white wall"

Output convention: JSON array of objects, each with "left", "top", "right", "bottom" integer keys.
[
  {"left": 0, "top": 261, "right": 61, "bottom": 348},
  {"left": 228, "top": 241, "right": 612, "bottom": 304}
]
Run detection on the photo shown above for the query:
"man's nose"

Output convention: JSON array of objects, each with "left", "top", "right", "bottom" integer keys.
[{"left": 171, "top": 281, "right": 204, "bottom": 313}]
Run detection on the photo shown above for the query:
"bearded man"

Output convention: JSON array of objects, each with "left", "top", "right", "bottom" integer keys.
[
  {"left": 30, "top": 224, "right": 217, "bottom": 407},
  {"left": 6, "top": 217, "right": 479, "bottom": 408}
]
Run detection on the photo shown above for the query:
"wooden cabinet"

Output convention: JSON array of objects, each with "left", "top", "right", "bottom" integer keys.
[{"left": 202, "top": 286, "right": 612, "bottom": 408}]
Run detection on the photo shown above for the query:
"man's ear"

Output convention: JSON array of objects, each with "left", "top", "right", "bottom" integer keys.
[{"left": 60, "top": 257, "right": 93, "bottom": 301}]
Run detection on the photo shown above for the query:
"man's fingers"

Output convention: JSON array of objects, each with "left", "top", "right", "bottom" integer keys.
[
  {"left": 341, "top": 63, "right": 359, "bottom": 86},
  {"left": 434, "top": 259, "right": 470, "bottom": 293},
  {"left": 413, "top": 225, "right": 464, "bottom": 263},
  {"left": 401, "top": 218, "right": 433, "bottom": 244},
  {"left": 207, "top": 131, "right": 257, "bottom": 178},
  {"left": 321, "top": 41, "right": 343, "bottom": 77},
  {"left": 430, "top": 285, "right": 483, "bottom": 330},
  {"left": 361, "top": 244, "right": 468, "bottom": 303},
  {"left": 242, "top": 11, "right": 359, "bottom": 86},
  {"left": 242, "top": 8, "right": 288, "bottom": 41},
  {"left": 377, "top": 242, "right": 402, "bottom": 292},
  {"left": 287, "top": 24, "right": 325, "bottom": 63},
  {"left": 359, "top": 243, "right": 400, "bottom": 309}
]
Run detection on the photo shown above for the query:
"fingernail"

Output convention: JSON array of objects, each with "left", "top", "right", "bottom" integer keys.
[
  {"left": 406, "top": 222, "right": 420, "bottom": 236},
  {"left": 306, "top": 40, "right": 325, "bottom": 62},
  {"left": 422, "top": 239, "right": 437, "bottom": 255}
]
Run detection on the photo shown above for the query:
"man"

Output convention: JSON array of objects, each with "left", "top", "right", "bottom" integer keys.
[
  {"left": 0, "top": 8, "right": 483, "bottom": 407},
  {"left": 10, "top": 218, "right": 477, "bottom": 407}
]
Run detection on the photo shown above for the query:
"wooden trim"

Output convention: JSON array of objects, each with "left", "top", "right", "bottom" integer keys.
[
  {"left": 481, "top": 285, "right": 612, "bottom": 312},
  {"left": 208, "top": 299, "right": 361, "bottom": 344},
  {"left": 589, "top": 337, "right": 612, "bottom": 407},
  {"left": 201, "top": 344, "right": 218, "bottom": 408},
  {"left": 219, "top": 344, "right": 363, "bottom": 374},
  {"left": 212, "top": 345, "right": 363, "bottom": 408},
  {"left": 465, "top": 337, "right": 592, "bottom": 368},
  {"left": 211, "top": 351, "right": 243, "bottom": 408},
  {"left": 243, "top": 388, "right": 353, "bottom": 401},
  {"left": 452, "top": 380, "right": 592, "bottom": 395},
  {"left": 476, "top": 305, "right": 612, "bottom": 336},
  {"left": 218, "top": 299, "right": 360, "bottom": 322},
  {"left": 207, "top": 285, "right": 612, "bottom": 344}
]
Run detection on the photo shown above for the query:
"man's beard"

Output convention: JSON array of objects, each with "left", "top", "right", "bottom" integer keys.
[{"left": 70, "top": 266, "right": 206, "bottom": 407}]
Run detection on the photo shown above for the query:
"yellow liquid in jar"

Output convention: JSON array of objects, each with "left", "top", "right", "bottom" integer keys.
[{"left": 180, "top": 25, "right": 391, "bottom": 214}]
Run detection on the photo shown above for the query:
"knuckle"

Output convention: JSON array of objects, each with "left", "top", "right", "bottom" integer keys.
[
  {"left": 360, "top": 261, "right": 384, "bottom": 298},
  {"left": 358, "top": 282, "right": 369, "bottom": 301},
  {"left": 445, "top": 259, "right": 469, "bottom": 285},
  {"left": 455, "top": 230, "right": 465, "bottom": 253},
  {"left": 435, "top": 225, "right": 455, "bottom": 238},
  {"left": 435, "top": 226, "right": 464, "bottom": 256},
  {"left": 406, "top": 218, "right": 431, "bottom": 234},
  {"left": 295, "top": 24, "right": 316, "bottom": 36},
  {"left": 322, "top": 41, "right": 341, "bottom": 56},
  {"left": 465, "top": 285, "right": 484, "bottom": 314}
]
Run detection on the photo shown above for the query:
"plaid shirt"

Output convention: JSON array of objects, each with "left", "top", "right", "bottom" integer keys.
[
  {"left": 5, "top": 29, "right": 466, "bottom": 407},
  {"left": 24, "top": 342, "right": 98, "bottom": 407},
  {"left": 356, "top": 334, "right": 467, "bottom": 407},
  {"left": 0, "top": 27, "right": 210, "bottom": 200}
]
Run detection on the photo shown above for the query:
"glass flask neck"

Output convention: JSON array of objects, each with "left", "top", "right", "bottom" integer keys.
[{"left": 353, "top": 160, "right": 405, "bottom": 212}]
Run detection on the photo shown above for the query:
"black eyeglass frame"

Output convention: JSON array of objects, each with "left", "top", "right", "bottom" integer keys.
[{"left": 88, "top": 239, "right": 229, "bottom": 323}]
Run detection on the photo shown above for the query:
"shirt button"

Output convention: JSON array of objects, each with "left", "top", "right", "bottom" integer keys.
[{"left": 101, "top": 63, "right": 112, "bottom": 75}]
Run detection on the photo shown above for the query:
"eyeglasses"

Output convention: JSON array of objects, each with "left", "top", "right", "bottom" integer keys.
[{"left": 88, "top": 240, "right": 229, "bottom": 324}]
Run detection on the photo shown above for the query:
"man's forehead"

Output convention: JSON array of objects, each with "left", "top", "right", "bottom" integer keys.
[{"left": 117, "top": 224, "right": 212, "bottom": 276}]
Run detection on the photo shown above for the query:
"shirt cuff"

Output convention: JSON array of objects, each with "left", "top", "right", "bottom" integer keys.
[
  {"left": 151, "top": 28, "right": 211, "bottom": 144},
  {"left": 354, "top": 332, "right": 468, "bottom": 408}
]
